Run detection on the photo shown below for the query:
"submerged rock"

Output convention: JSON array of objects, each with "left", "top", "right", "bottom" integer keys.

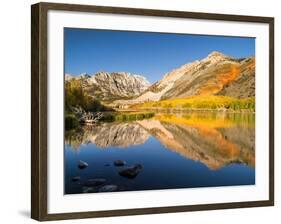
[
  {"left": 84, "top": 178, "right": 106, "bottom": 187},
  {"left": 82, "top": 187, "right": 95, "bottom": 193},
  {"left": 119, "top": 164, "right": 142, "bottom": 179},
  {"left": 78, "top": 160, "right": 88, "bottom": 169},
  {"left": 114, "top": 160, "right": 126, "bottom": 166},
  {"left": 72, "top": 176, "right": 80, "bottom": 182},
  {"left": 98, "top": 185, "right": 118, "bottom": 192}
]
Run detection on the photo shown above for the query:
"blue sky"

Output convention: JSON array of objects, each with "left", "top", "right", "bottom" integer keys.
[{"left": 64, "top": 28, "right": 255, "bottom": 83}]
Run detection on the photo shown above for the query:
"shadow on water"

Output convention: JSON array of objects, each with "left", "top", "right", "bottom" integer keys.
[{"left": 65, "top": 112, "right": 255, "bottom": 194}]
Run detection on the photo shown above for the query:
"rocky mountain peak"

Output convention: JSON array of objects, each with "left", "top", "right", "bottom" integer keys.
[
  {"left": 203, "top": 51, "right": 233, "bottom": 64},
  {"left": 200, "top": 51, "right": 235, "bottom": 66},
  {"left": 92, "top": 71, "right": 150, "bottom": 88},
  {"left": 78, "top": 73, "right": 91, "bottom": 79},
  {"left": 207, "top": 51, "right": 228, "bottom": 58},
  {"left": 65, "top": 71, "right": 151, "bottom": 101}
]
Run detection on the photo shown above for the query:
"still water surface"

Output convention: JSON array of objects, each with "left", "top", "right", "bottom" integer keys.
[{"left": 65, "top": 112, "right": 255, "bottom": 194}]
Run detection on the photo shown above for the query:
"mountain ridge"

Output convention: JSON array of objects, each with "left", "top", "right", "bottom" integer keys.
[
  {"left": 113, "top": 51, "right": 255, "bottom": 106},
  {"left": 65, "top": 71, "right": 151, "bottom": 101},
  {"left": 65, "top": 51, "right": 255, "bottom": 106}
]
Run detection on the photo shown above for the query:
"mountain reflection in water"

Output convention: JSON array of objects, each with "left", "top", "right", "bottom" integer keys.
[
  {"left": 65, "top": 112, "right": 254, "bottom": 170},
  {"left": 65, "top": 112, "right": 255, "bottom": 194}
]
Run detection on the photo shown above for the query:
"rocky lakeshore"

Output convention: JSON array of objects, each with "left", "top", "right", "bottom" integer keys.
[{"left": 69, "top": 160, "right": 143, "bottom": 194}]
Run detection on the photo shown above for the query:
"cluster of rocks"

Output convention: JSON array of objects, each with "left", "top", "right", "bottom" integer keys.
[
  {"left": 71, "top": 159, "right": 143, "bottom": 193},
  {"left": 82, "top": 178, "right": 118, "bottom": 193}
]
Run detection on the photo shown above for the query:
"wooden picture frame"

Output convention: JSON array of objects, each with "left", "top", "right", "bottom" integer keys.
[{"left": 31, "top": 2, "right": 274, "bottom": 221}]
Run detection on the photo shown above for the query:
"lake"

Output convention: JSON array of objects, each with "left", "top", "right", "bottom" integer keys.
[{"left": 64, "top": 112, "right": 255, "bottom": 194}]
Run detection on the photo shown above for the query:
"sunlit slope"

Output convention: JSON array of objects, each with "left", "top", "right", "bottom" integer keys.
[
  {"left": 197, "top": 64, "right": 240, "bottom": 96},
  {"left": 132, "top": 95, "right": 255, "bottom": 111},
  {"left": 217, "top": 58, "right": 255, "bottom": 98},
  {"left": 162, "top": 56, "right": 255, "bottom": 100},
  {"left": 163, "top": 62, "right": 241, "bottom": 99}
]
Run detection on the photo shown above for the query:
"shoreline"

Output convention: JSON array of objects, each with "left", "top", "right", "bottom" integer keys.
[{"left": 118, "top": 108, "right": 255, "bottom": 114}]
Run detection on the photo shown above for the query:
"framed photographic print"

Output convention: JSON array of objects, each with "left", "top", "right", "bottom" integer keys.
[{"left": 31, "top": 2, "right": 274, "bottom": 221}]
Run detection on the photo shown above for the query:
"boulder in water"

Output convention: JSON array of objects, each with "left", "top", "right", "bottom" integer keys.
[
  {"left": 72, "top": 176, "right": 80, "bottom": 182},
  {"left": 98, "top": 185, "right": 118, "bottom": 192},
  {"left": 114, "top": 160, "right": 126, "bottom": 166},
  {"left": 119, "top": 164, "right": 142, "bottom": 179},
  {"left": 82, "top": 187, "right": 95, "bottom": 193},
  {"left": 78, "top": 160, "right": 88, "bottom": 169},
  {"left": 84, "top": 178, "right": 106, "bottom": 187}
]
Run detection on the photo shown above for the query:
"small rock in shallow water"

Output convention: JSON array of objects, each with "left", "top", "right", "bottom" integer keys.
[
  {"left": 72, "top": 176, "right": 80, "bottom": 182},
  {"left": 119, "top": 164, "right": 142, "bottom": 179},
  {"left": 82, "top": 187, "right": 95, "bottom": 193},
  {"left": 114, "top": 160, "right": 126, "bottom": 166},
  {"left": 98, "top": 185, "right": 118, "bottom": 192},
  {"left": 85, "top": 178, "right": 106, "bottom": 187},
  {"left": 104, "top": 164, "right": 110, "bottom": 167},
  {"left": 78, "top": 160, "right": 88, "bottom": 169}
]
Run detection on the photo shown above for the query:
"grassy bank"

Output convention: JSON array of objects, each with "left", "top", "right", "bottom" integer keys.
[
  {"left": 131, "top": 96, "right": 255, "bottom": 112},
  {"left": 101, "top": 111, "right": 155, "bottom": 122},
  {"left": 65, "top": 111, "right": 155, "bottom": 129}
]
